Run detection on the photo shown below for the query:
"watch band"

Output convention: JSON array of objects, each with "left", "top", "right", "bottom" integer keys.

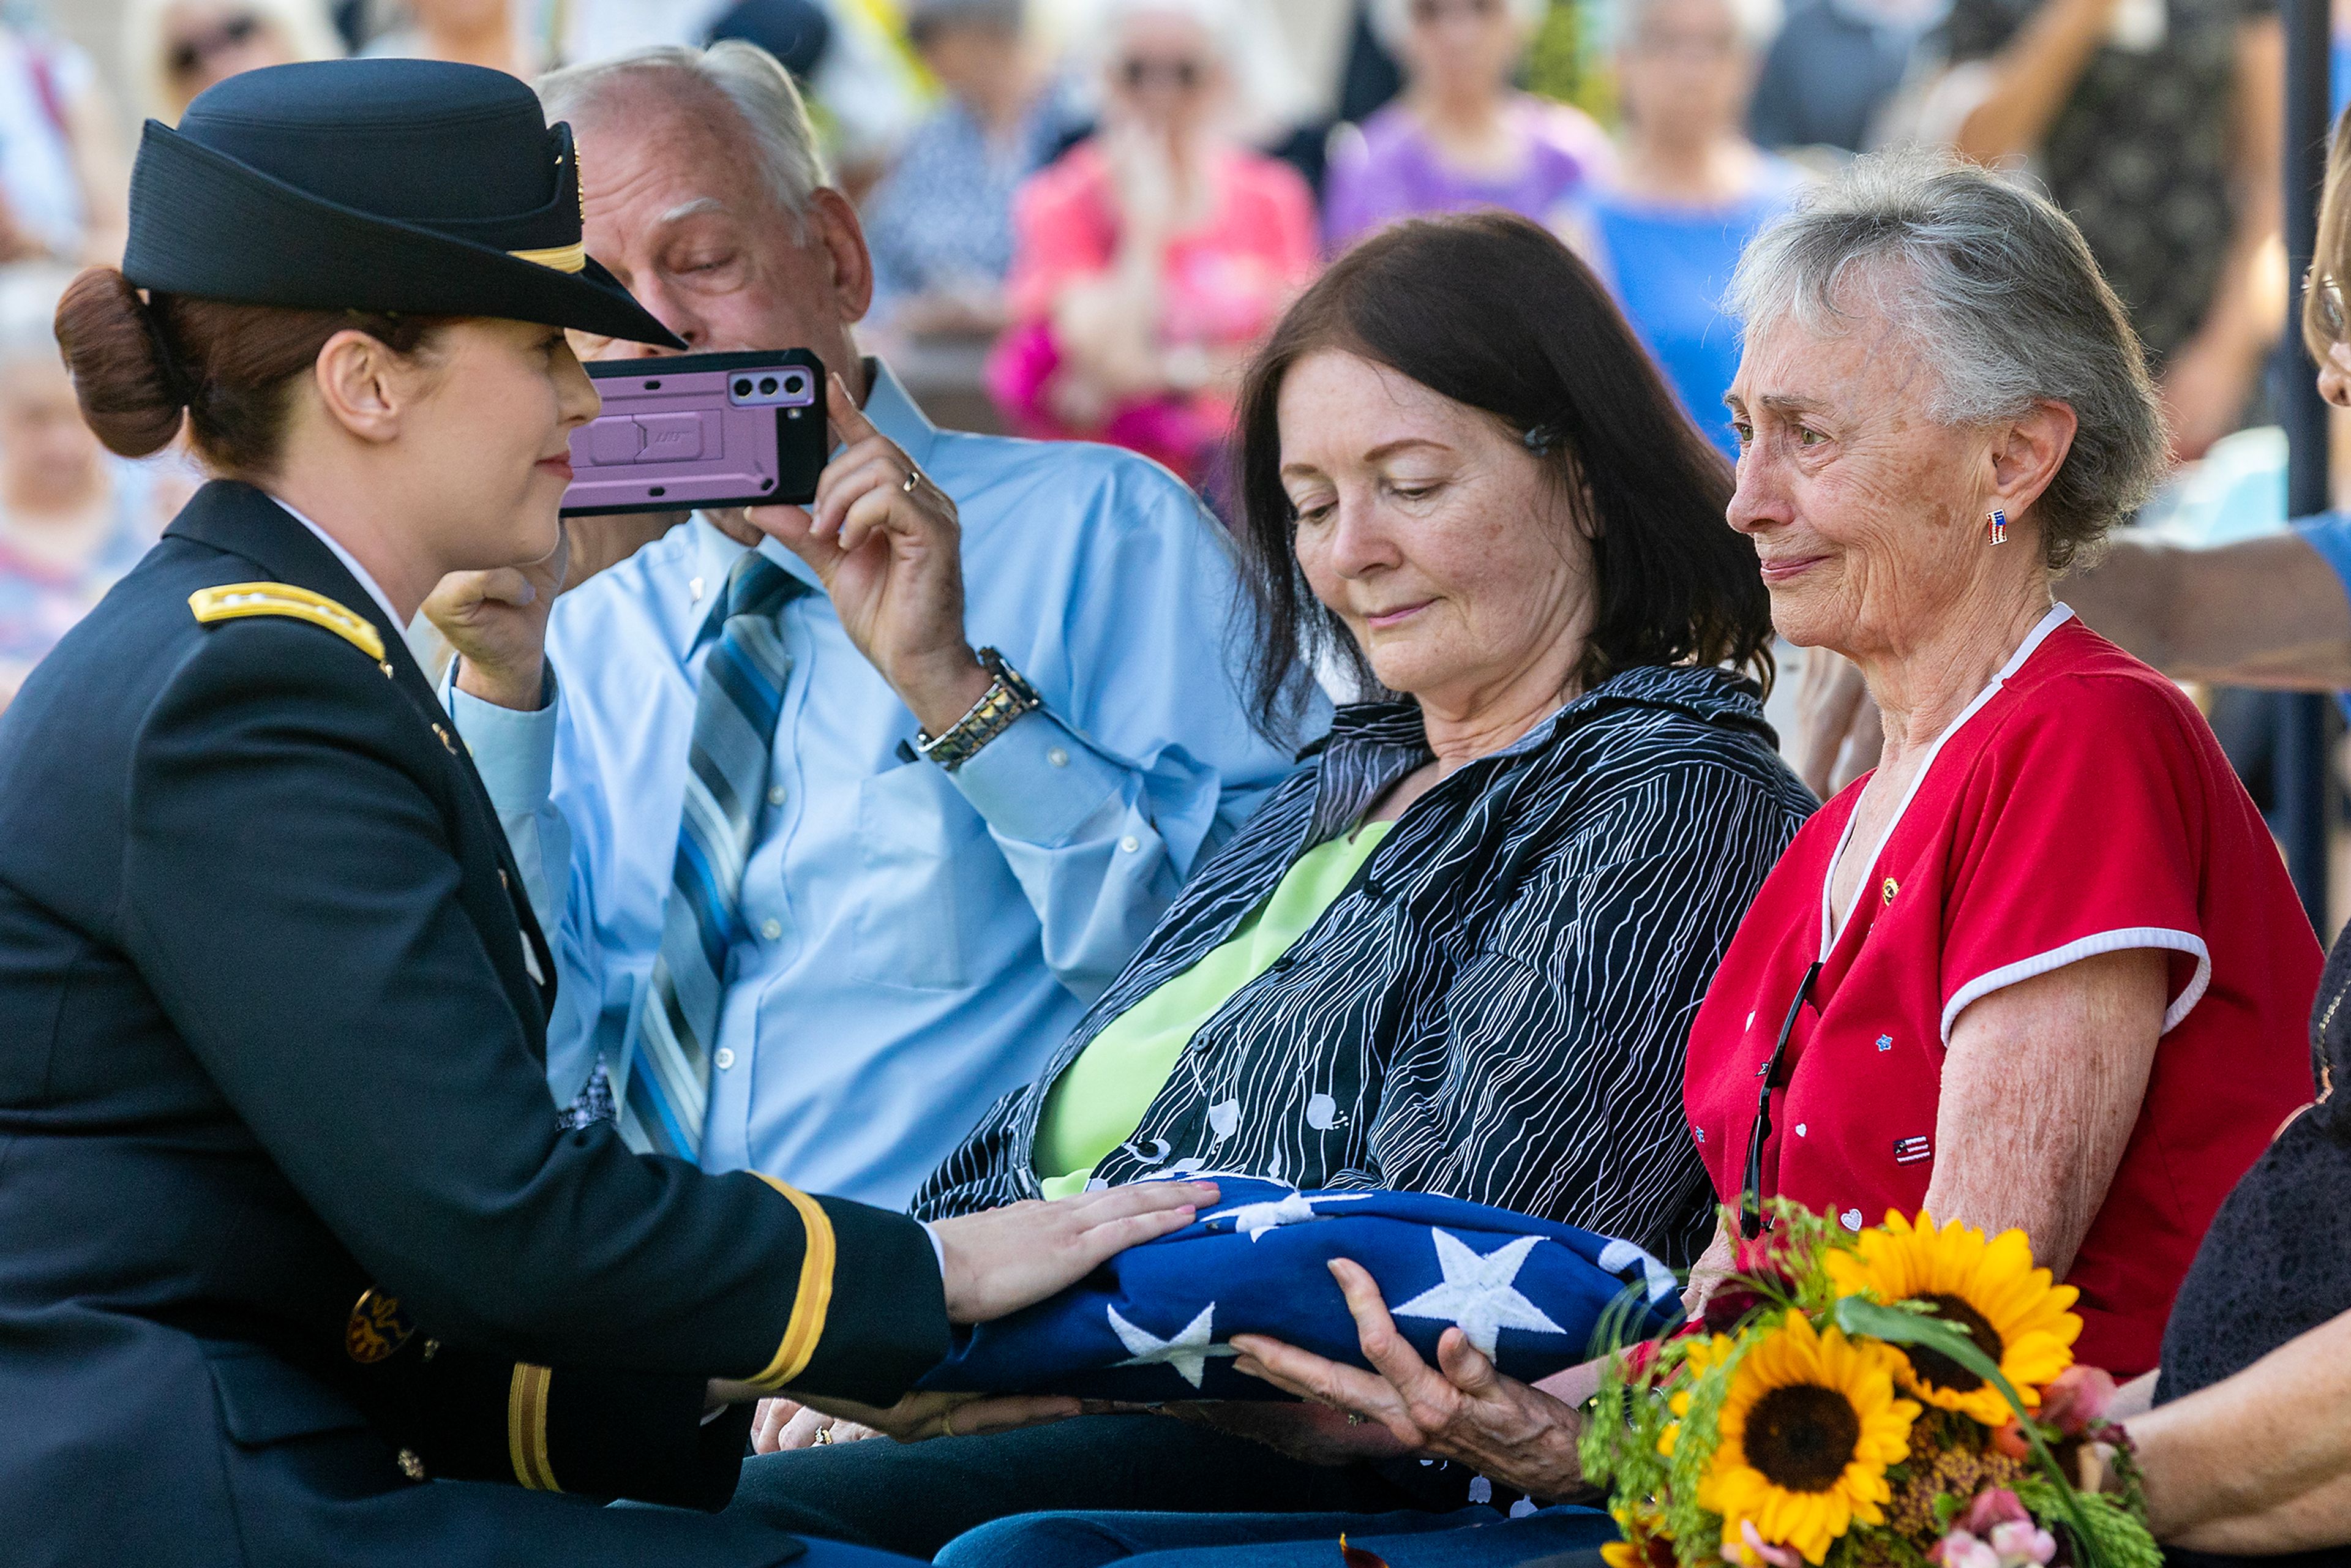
[{"left": 916, "top": 647, "right": 1041, "bottom": 771}]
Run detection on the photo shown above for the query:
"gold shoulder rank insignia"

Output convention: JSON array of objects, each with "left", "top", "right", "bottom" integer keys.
[{"left": 188, "top": 582, "right": 386, "bottom": 663}]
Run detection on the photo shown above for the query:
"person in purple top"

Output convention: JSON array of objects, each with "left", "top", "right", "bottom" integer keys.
[{"left": 1322, "top": 0, "right": 1610, "bottom": 253}]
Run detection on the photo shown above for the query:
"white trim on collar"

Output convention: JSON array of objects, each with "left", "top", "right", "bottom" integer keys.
[
  {"left": 264, "top": 492, "right": 405, "bottom": 633},
  {"left": 1817, "top": 601, "right": 2075, "bottom": 958}
]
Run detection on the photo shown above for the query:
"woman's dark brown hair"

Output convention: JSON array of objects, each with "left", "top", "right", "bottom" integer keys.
[
  {"left": 1231, "top": 211, "right": 1772, "bottom": 735},
  {"left": 53, "top": 266, "right": 445, "bottom": 478}
]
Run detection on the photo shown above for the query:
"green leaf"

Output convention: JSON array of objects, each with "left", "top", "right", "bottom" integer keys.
[{"left": 1828, "top": 1299, "right": 2107, "bottom": 1568}]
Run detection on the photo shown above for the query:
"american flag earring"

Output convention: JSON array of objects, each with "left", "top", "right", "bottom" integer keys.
[{"left": 1987, "top": 508, "right": 2009, "bottom": 546}]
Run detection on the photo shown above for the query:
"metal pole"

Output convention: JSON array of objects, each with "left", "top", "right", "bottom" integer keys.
[{"left": 2279, "top": 0, "right": 2333, "bottom": 930}]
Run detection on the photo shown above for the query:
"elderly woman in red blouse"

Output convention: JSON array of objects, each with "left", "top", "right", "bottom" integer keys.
[{"left": 1680, "top": 152, "right": 2320, "bottom": 1382}]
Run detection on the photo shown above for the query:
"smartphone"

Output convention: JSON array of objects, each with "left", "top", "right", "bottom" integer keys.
[{"left": 560, "top": 349, "right": 830, "bottom": 517}]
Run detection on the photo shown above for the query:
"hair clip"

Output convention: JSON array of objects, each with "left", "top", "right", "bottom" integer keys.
[{"left": 1522, "top": 421, "right": 1563, "bottom": 455}]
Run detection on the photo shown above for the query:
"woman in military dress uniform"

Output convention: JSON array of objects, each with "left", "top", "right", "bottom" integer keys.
[{"left": 0, "top": 58, "right": 1212, "bottom": 1568}]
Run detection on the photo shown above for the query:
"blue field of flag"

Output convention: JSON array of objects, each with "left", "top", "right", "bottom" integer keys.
[{"left": 919, "top": 1178, "right": 1684, "bottom": 1401}]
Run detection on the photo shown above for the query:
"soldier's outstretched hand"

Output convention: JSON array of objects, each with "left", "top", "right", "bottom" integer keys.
[{"left": 929, "top": 1180, "right": 1219, "bottom": 1325}]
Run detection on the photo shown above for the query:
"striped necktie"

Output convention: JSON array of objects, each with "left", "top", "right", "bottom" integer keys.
[{"left": 615, "top": 550, "right": 805, "bottom": 1161}]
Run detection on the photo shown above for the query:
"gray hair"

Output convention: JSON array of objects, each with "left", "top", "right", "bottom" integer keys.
[
  {"left": 536, "top": 42, "right": 830, "bottom": 240},
  {"left": 1728, "top": 149, "right": 2165, "bottom": 571}
]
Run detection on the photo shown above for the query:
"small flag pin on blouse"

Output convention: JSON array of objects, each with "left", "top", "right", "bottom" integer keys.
[{"left": 1986, "top": 507, "right": 2008, "bottom": 546}]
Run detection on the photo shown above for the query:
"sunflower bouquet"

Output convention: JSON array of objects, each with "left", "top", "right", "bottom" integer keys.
[{"left": 1580, "top": 1206, "right": 2158, "bottom": 1568}]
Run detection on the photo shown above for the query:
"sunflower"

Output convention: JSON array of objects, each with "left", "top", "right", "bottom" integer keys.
[
  {"left": 1699, "top": 1314, "right": 1919, "bottom": 1565},
  {"left": 1657, "top": 1334, "right": 1734, "bottom": 1459},
  {"left": 1823, "top": 1212, "right": 2081, "bottom": 1426}
]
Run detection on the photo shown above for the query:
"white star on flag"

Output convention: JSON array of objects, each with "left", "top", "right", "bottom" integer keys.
[
  {"left": 1106, "top": 1302, "right": 1240, "bottom": 1388},
  {"left": 1204, "top": 1190, "right": 1374, "bottom": 1241},
  {"left": 1392, "top": 1231, "right": 1567, "bottom": 1357}
]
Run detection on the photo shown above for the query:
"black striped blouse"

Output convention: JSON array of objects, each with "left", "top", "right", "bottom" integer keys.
[{"left": 913, "top": 663, "right": 1817, "bottom": 1266}]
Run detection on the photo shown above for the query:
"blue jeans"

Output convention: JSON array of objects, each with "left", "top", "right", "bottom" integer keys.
[{"left": 934, "top": 1502, "right": 1617, "bottom": 1568}]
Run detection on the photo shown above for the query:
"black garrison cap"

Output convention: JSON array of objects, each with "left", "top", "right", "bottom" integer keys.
[{"left": 123, "top": 59, "right": 684, "bottom": 349}]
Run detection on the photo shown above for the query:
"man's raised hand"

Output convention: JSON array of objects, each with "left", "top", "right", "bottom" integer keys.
[{"left": 748, "top": 370, "right": 992, "bottom": 735}]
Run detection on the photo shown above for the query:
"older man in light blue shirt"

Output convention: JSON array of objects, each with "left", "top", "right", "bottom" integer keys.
[{"left": 429, "top": 42, "right": 1316, "bottom": 1209}]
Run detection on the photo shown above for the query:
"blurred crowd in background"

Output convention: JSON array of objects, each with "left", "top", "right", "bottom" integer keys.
[{"left": 0, "top": 0, "right": 2308, "bottom": 713}]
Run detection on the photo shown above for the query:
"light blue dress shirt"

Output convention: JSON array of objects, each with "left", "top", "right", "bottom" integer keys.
[{"left": 452, "top": 360, "right": 1321, "bottom": 1208}]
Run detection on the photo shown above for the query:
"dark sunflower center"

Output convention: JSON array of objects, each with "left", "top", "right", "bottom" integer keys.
[
  {"left": 1900, "top": 1293, "right": 2005, "bottom": 1394},
  {"left": 1744, "top": 1384, "right": 1863, "bottom": 1492}
]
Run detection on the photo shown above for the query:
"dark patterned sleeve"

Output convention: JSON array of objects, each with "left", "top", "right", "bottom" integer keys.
[
  {"left": 1363, "top": 743, "right": 1811, "bottom": 1268},
  {"left": 910, "top": 1084, "right": 1043, "bottom": 1220}
]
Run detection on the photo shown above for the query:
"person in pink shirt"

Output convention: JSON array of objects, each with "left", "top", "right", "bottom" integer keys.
[{"left": 986, "top": 0, "right": 1316, "bottom": 487}]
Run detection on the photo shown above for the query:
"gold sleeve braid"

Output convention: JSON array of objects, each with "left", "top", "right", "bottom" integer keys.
[
  {"left": 744, "top": 1174, "right": 836, "bottom": 1392},
  {"left": 506, "top": 1363, "right": 557, "bottom": 1491}
]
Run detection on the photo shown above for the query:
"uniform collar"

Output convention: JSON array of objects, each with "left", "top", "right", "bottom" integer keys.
[
  {"left": 676, "top": 354, "right": 934, "bottom": 653},
  {"left": 265, "top": 490, "right": 405, "bottom": 632},
  {"left": 163, "top": 479, "right": 415, "bottom": 672}
]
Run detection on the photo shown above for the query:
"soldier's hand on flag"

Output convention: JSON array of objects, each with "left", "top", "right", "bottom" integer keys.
[{"left": 929, "top": 1180, "right": 1220, "bottom": 1325}]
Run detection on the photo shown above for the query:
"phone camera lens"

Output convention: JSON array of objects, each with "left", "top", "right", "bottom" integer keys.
[
  {"left": 782, "top": 373, "right": 806, "bottom": 395},
  {"left": 758, "top": 377, "right": 779, "bottom": 395},
  {"left": 732, "top": 378, "right": 753, "bottom": 396}
]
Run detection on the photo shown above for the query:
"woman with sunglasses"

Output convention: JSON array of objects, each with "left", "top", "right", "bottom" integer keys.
[
  {"left": 984, "top": 0, "right": 1318, "bottom": 487},
  {"left": 126, "top": 0, "right": 341, "bottom": 124}
]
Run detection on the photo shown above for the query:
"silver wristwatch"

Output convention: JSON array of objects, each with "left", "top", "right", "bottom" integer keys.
[{"left": 915, "top": 648, "right": 1041, "bottom": 771}]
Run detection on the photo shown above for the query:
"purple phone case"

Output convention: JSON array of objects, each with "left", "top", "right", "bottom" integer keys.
[{"left": 561, "top": 349, "right": 829, "bottom": 516}]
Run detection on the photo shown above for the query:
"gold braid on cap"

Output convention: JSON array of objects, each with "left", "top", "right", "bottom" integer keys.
[{"left": 508, "top": 144, "right": 587, "bottom": 273}]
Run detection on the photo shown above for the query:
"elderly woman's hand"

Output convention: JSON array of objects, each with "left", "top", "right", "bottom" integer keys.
[{"left": 1228, "top": 1258, "right": 1594, "bottom": 1502}]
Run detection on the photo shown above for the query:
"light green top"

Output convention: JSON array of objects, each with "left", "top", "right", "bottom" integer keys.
[{"left": 1034, "top": 820, "right": 1395, "bottom": 1198}]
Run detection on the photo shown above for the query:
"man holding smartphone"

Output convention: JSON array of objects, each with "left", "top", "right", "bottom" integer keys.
[{"left": 424, "top": 42, "right": 1316, "bottom": 1210}]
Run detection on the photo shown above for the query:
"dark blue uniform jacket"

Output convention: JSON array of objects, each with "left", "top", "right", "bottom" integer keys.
[{"left": 0, "top": 482, "right": 947, "bottom": 1566}]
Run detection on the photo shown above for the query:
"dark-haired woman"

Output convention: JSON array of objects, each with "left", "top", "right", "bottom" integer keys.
[
  {"left": 0, "top": 58, "right": 1214, "bottom": 1567},
  {"left": 724, "top": 209, "right": 1815, "bottom": 1561}
]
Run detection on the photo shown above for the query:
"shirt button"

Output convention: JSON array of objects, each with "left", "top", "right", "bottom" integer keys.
[
  {"left": 760, "top": 918, "right": 783, "bottom": 940},
  {"left": 713, "top": 1047, "right": 737, "bottom": 1071},
  {"left": 1119, "top": 835, "right": 1140, "bottom": 853},
  {"left": 767, "top": 785, "right": 787, "bottom": 806},
  {"left": 1047, "top": 747, "right": 1070, "bottom": 768},
  {"left": 689, "top": 576, "right": 706, "bottom": 602}
]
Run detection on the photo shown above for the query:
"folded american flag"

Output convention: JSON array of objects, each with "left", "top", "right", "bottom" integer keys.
[{"left": 918, "top": 1177, "right": 1684, "bottom": 1401}]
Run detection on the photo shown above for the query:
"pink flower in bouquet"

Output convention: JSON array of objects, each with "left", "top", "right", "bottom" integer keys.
[
  {"left": 1989, "top": 1521, "right": 2058, "bottom": 1566},
  {"left": 1929, "top": 1531, "right": 2002, "bottom": 1568},
  {"left": 2035, "top": 1366, "right": 2117, "bottom": 1436},
  {"left": 1959, "top": 1489, "right": 2031, "bottom": 1535},
  {"left": 1931, "top": 1493, "right": 2055, "bottom": 1568},
  {"left": 1723, "top": 1518, "right": 1802, "bottom": 1568}
]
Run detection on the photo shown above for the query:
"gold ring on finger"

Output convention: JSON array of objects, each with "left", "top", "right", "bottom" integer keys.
[
  {"left": 901, "top": 471, "right": 921, "bottom": 494},
  {"left": 941, "top": 1405, "right": 962, "bottom": 1439},
  {"left": 815, "top": 1424, "right": 835, "bottom": 1445}
]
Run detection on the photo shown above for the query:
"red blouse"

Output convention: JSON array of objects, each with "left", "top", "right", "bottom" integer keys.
[{"left": 1684, "top": 610, "right": 2320, "bottom": 1375}]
